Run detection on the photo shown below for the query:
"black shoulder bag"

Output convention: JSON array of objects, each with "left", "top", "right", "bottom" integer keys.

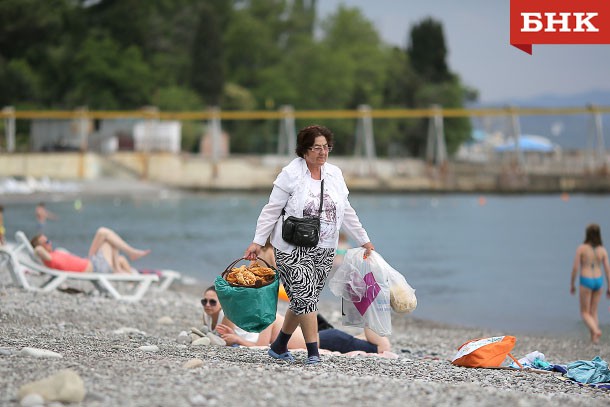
[{"left": 281, "top": 180, "right": 324, "bottom": 247}]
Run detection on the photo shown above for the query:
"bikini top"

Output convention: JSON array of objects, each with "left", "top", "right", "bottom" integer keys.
[{"left": 589, "top": 245, "right": 601, "bottom": 269}]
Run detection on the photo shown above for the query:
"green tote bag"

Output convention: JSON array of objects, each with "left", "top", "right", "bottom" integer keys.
[{"left": 214, "top": 258, "right": 279, "bottom": 333}]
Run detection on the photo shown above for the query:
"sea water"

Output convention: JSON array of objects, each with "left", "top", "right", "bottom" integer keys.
[{"left": 3, "top": 191, "right": 610, "bottom": 337}]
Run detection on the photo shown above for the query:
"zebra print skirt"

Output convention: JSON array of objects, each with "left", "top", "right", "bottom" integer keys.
[{"left": 275, "top": 246, "right": 335, "bottom": 315}]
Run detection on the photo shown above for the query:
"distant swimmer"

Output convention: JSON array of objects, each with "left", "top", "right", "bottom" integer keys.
[
  {"left": 570, "top": 223, "right": 610, "bottom": 344},
  {"left": 35, "top": 202, "right": 57, "bottom": 232}
]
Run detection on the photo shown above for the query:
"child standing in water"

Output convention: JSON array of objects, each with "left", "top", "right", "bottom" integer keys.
[{"left": 570, "top": 223, "right": 610, "bottom": 343}]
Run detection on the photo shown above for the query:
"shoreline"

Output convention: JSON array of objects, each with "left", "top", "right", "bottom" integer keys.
[
  {"left": 1, "top": 282, "right": 610, "bottom": 406},
  {"left": 0, "top": 177, "right": 178, "bottom": 205},
  {"left": 1, "top": 176, "right": 610, "bottom": 206}
]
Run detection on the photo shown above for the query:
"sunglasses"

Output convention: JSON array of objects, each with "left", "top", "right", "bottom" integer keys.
[{"left": 201, "top": 298, "right": 217, "bottom": 307}]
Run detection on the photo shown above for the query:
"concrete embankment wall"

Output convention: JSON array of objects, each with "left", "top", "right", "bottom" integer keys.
[{"left": 0, "top": 152, "right": 609, "bottom": 193}]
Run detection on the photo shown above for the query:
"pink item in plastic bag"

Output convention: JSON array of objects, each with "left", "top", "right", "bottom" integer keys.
[{"left": 352, "top": 272, "right": 381, "bottom": 316}]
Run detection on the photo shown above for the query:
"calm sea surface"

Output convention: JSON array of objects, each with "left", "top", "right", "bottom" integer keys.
[{"left": 4, "top": 192, "right": 610, "bottom": 338}]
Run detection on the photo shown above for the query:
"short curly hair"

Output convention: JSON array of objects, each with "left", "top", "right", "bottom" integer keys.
[{"left": 295, "top": 125, "right": 334, "bottom": 158}]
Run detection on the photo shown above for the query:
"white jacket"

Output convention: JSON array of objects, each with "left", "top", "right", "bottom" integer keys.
[{"left": 252, "top": 157, "right": 370, "bottom": 254}]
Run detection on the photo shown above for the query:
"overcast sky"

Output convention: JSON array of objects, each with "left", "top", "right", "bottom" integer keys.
[{"left": 317, "top": 0, "right": 610, "bottom": 103}]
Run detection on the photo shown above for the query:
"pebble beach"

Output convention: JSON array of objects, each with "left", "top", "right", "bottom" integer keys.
[
  {"left": 1, "top": 179, "right": 610, "bottom": 406},
  {"left": 1, "top": 280, "right": 610, "bottom": 407}
]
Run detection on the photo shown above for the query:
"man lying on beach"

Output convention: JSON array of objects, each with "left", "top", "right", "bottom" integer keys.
[
  {"left": 201, "top": 286, "right": 392, "bottom": 355},
  {"left": 30, "top": 227, "right": 150, "bottom": 274}
]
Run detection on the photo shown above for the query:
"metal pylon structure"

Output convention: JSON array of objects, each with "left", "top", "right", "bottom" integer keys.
[
  {"left": 2, "top": 106, "right": 15, "bottom": 152},
  {"left": 425, "top": 104, "right": 447, "bottom": 168},
  {"left": 507, "top": 106, "right": 524, "bottom": 170},
  {"left": 354, "top": 104, "right": 376, "bottom": 175},
  {"left": 74, "top": 107, "right": 89, "bottom": 151},
  {"left": 141, "top": 106, "right": 159, "bottom": 153},
  {"left": 586, "top": 105, "right": 607, "bottom": 173},
  {"left": 207, "top": 106, "right": 222, "bottom": 162},
  {"left": 278, "top": 105, "right": 296, "bottom": 157}
]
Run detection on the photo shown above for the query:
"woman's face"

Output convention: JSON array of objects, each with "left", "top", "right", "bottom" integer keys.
[
  {"left": 304, "top": 135, "right": 330, "bottom": 169},
  {"left": 201, "top": 290, "right": 221, "bottom": 316}
]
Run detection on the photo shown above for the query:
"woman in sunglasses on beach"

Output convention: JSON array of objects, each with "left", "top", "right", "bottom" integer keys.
[{"left": 201, "top": 286, "right": 306, "bottom": 348}]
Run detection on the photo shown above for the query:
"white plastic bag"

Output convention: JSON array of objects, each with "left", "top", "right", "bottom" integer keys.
[
  {"left": 329, "top": 248, "right": 392, "bottom": 336},
  {"left": 329, "top": 262, "right": 367, "bottom": 302},
  {"left": 369, "top": 253, "right": 417, "bottom": 314}
]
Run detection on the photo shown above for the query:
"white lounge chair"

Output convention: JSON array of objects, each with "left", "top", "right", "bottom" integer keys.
[
  {"left": 0, "top": 231, "right": 160, "bottom": 302},
  {"left": 14, "top": 230, "right": 181, "bottom": 292},
  {"left": 135, "top": 268, "right": 182, "bottom": 292}
]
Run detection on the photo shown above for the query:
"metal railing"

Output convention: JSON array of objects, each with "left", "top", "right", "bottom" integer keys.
[{"left": 2, "top": 104, "right": 609, "bottom": 175}]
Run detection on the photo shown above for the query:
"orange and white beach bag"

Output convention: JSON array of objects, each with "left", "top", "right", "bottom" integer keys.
[{"left": 451, "top": 336, "right": 522, "bottom": 368}]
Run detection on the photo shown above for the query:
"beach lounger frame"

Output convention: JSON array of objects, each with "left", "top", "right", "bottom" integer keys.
[
  {"left": 0, "top": 232, "right": 159, "bottom": 302},
  {"left": 139, "top": 268, "right": 182, "bottom": 292}
]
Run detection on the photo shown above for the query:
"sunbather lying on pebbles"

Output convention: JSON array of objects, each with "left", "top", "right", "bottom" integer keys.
[{"left": 200, "top": 286, "right": 392, "bottom": 355}]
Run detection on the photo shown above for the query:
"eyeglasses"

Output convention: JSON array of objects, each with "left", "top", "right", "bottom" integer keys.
[
  {"left": 201, "top": 298, "right": 217, "bottom": 307},
  {"left": 309, "top": 145, "right": 332, "bottom": 153},
  {"left": 40, "top": 238, "right": 51, "bottom": 245}
]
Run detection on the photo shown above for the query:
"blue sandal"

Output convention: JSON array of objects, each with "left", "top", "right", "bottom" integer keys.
[
  {"left": 305, "top": 355, "right": 321, "bottom": 365},
  {"left": 268, "top": 348, "right": 295, "bottom": 363}
]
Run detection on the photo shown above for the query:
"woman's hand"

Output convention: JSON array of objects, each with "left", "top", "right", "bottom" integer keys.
[
  {"left": 215, "top": 323, "right": 234, "bottom": 336},
  {"left": 362, "top": 242, "right": 375, "bottom": 259},
  {"left": 220, "top": 333, "right": 241, "bottom": 346},
  {"left": 244, "top": 242, "right": 262, "bottom": 261},
  {"left": 570, "top": 284, "right": 576, "bottom": 295},
  {"left": 216, "top": 324, "right": 240, "bottom": 346}
]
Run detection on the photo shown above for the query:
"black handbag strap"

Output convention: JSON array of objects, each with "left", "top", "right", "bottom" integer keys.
[
  {"left": 281, "top": 179, "right": 324, "bottom": 218},
  {"left": 316, "top": 179, "right": 324, "bottom": 217}
]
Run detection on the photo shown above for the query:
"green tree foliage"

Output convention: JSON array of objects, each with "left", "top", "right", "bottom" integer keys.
[
  {"left": 191, "top": 4, "right": 224, "bottom": 105},
  {"left": 0, "top": 0, "right": 69, "bottom": 60},
  {"left": 0, "top": 0, "right": 77, "bottom": 107},
  {"left": 0, "top": 1, "right": 476, "bottom": 156},
  {"left": 224, "top": 9, "right": 277, "bottom": 92},
  {"left": 67, "top": 32, "right": 154, "bottom": 109},
  {"left": 0, "top": 59, "right": 41, "bottom": 106},
  {"left": 407, "top": 17, "right": 451, "bottom": 83},
  {"left": 320, "top": 6, "right": 388, "bottom": 108},
  {"left": 403, "top": 17, "right": 474, "bottom": 155}
]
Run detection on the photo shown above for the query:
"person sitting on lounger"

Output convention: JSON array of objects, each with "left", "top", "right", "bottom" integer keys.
[
  {"left": 30, "top": 227, "right": 150, "bottom": 274},
  {"left": 201, "top": 286, "right": 391, "bottom": 354}
]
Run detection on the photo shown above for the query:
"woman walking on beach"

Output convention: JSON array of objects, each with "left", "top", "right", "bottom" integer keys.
[
  {"left": 244, "top": 124, "right": 374, "bottom": 365},
  {"left": 570, "top": 223, "right": 610, "bottom": 343}
]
